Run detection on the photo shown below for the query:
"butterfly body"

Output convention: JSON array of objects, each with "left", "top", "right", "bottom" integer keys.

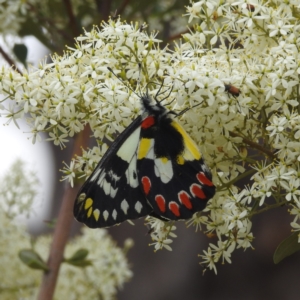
[{"left": 74, "top": 91, "right": 215, "bottom": 228}]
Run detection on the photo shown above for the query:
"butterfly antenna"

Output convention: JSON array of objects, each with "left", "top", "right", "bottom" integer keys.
[
  {"left": 137, "top": 62, "right": 142, "bottom": 96},
  {"left": 107, "top": 67, "right": 140, "bottom": 97},
  {"left": 176, "top": 101, "right": 203, "bottom": 117},
  {"left": 153, "top": 80, "right": 174, "bottom": 105}
]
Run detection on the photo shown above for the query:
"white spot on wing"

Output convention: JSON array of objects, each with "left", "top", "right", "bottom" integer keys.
[
  {"left": 201, "top": 163, "right": 209, "bottom": 172},
  {"left": 97, "top": 171, "right": 106, "bottom": 185},
  {"left": 147, "top": 145, "right": 154, "bottom": 159},
  {"left": 112, "top": 209, "right": 117, "bottom": 220},
  {"left": 117, "top": 127, "right": 141, "bottom": 162},
  {"left": 154, "top": 158, "right": 173, "bottom": 183},
  {"left": 102, "top": 179, "right": 110, "bottom": 195},
  {"left": 108, "top": 170, "right": 120, "bottom": 181},
  {"left": 102, "top": 179, "right": 117, "bottom": 197},
  {"left": 135, "top": 201, "right": 143, "bottom": 213},
  {"left": 126, "top": 154, "right": 139, "bottom": 188},
  {"left": 91, "top": 168, "right": 101, "bottom": 182},
  {"left": 103, "top": 210, "right": 109, "bottom": 221},
  {"left": 121, "top": 199, "right": 129, "bottom": 214},
  {"left": 100, "top": 175, "right": 118, "bottom": 198}
]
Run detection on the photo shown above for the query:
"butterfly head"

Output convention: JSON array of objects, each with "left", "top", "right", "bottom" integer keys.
[{"left": 139, "top": 92, "right": 169, "bottom": 119}]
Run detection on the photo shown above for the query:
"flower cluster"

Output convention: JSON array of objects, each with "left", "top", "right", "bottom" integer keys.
[
  {"left": 0, "top": 160, "right": 132, "bottom": 299},
  {"left": 0, "top": 0, "right": 28, "bottom": 36},
  {"left": 1, "top": 0, "right": 300, "bottom": 273},
  {"left": 0, "top": 207, "right": 38, "bottom": 300},
  {"left": 146, "top": 217, "right": 177, "bottom": 251},
  {"left": 37, "top": 229, "right": 133, "bottom": 300},
  {"left": 0, "top": 159, "right": 39, "bottom": 218}
]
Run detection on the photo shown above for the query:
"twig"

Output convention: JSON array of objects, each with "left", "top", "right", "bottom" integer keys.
[
  {"left": 95, "top": 0, "right": 111, "bottom": 21},
  {"left": 168, "top": 28, "right": 189, "bottom": 42},
  {"left": 249, "top": 200, "right": 286, "bottom": 216},
  {"left": 116, "top": 0, "right": 130, "bottom": 15},
  {"left": 0, "top": 45, "right": 22, "bottom": 75},
  {"left": 229, "top": 131, "right": 276, "bottom": 160},
  {"left": 63, "top": 0, "right": 81, "bottom": 37},
  {"left": 37, "top": 125, "right": 91, "bottom": 300},
  {"left": 25, "top": 3, "right": 74, "bottom": 47}
]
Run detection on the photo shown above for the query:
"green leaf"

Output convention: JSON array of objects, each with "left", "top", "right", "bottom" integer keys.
[
  {"left": 13, "top": 44, "right": 28, "bottom": 67},
  {"left": 65, "top": 259, "right": 93, "bottom": 267},
  {"left": 64, "top": 248, "right": 92, "bottom": 267},
  {"left": 273, "top": 232, "right": 300, "bottom": 264},
  {"left": 66, "top": 248, "right": 89, "bottom": 261},
  {"left": 18, "top": 249, "right": 49, "bottom": 271}
]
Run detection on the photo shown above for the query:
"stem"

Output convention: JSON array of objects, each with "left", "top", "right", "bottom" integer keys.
[
  {"left": 297, "top": 78, "right": 300, "bottom": 115},
  {"left": 217, "top": 168, "right": 256, "bottom": 191},
  {"left": 249, "top": 200, "right": 286, "bottom": 216},
  {"left": 37, "top": 125, "right": 91, "bottom": 300},
  {"left": 229, "top": 131, "right": 276, "bottom": 160}
]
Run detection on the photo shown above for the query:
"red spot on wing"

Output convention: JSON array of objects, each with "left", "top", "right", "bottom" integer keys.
[
  {"left": 169, "top": 202, "right": 180, "bottom": 216},
  {"left": 191, "top": 184, "right": 206, "bottom": 199},
  {"left": 141, "top": 116, "right": 155, "bottom": 129},
  {"left": 178, "top": 191, "right": 192, "bottom": 209},
  {"left": 197, "top": 172, "right": 214, "bottom": 186},
  {"left": 155, "top": 195, "right": 166, "bottom": 212},
  {"left": 142, "top": 176, "right": 151, "bottom": 195}
]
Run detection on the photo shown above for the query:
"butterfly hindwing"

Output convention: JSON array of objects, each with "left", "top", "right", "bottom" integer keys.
[
  {"left": 137, "top": 116, "right": 215, "bottom": 221},
  {"left": 74, "top": 116, "right": 153, "bottom": 228}
]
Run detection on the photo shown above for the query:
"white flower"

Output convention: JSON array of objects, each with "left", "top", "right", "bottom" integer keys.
[
  {"left": 199, "top": 247, "right": 217, "bottom": 274},
  {"left": 60, "top": 161, "right": 76, "bottom": 187},
  {"left": 185, "top": 1, "right": 204, "bottom": 23},
  {"left": 280, "top": 178, "right": 300, "bottom": 203},
  {"left": 268, "top": 20, "right": 294, "bottom": 37},
  {"left": 266, "top": 116, "right": 287, "bottom": 136}
]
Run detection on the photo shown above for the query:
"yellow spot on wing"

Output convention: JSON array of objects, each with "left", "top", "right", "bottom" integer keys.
[
  {"left": 84, "top": 198, "right": 93, "bottom": 210},
  {"left": 138, "top": 138, "right": 152, "bottom": 159},
  {"left": 160, "top": 157, "right": 168, "bottom": 163},
  {"left": 93, "top": 209, "right": 100, "bottom": 221},
  {"left": 87, "top": 207, "right": 93, "bottom": 218},
  {"left": 177, "top": 155, "right": 184, "bottom": 165},
  {"left": 171, "top": 121, "right": 201, "bottom": 160}
]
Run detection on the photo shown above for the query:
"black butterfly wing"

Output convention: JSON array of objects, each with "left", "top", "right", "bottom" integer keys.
[
  {"left": 137, "top": 116, "right": 215, "bottom": 221},
  {"left": 74, "top": 115, "right": 153, "bottom": 228}
]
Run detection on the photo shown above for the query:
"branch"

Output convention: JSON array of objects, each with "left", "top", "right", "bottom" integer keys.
[
  {"left": 229, "top": 131, "right": 276, "bottom": 160},
  {"left": 249, "top": 200, "right": 287, "bottom": 216},
  {"left": 37, "top": 125, "right": 91, "bottom": 300},
  {"left": 0, "top": 45, "right": 22, "bottom": 75},
  {"left": 63, "top": 0, "right": 81, "bottom": 37},
  {"left": 116, "top": 0, "right": 130, "bottom": 15},
  {"left": 168, "top": 28, "right": 189, "bottom": 42},
  {"left": 95, "top": 0, "right": 111, "bottom": 21},
  {"left": 25, "top": 3, "right": 75, "bottom": 47}
]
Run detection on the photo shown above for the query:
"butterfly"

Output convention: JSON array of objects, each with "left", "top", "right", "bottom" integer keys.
[{"left": 74, "top": 70, "right": 216, "bottom": 228}]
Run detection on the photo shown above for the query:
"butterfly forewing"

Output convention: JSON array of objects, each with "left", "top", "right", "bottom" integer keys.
[
  {"left": 74, "top": 116, "right": 153, "bottom": 228},
  {"left": 137, "top": 116, "right": 215, "bottom": 221}
]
